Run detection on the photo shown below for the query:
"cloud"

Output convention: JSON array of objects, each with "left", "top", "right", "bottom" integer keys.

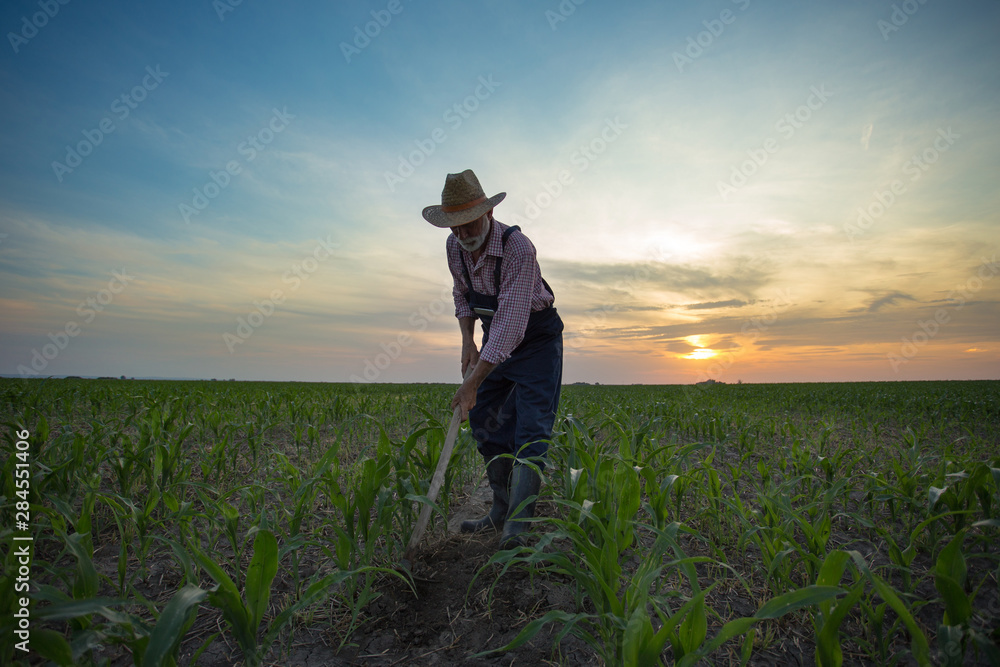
[
  {"left": 859, "top": 291, "right": 917, "bottom": 313},
  {"left": 546, "top": 257, "right": 773, "bottom": 302},
  {"left": 685, "top": 299, "right": 751, "bottom": 310}
]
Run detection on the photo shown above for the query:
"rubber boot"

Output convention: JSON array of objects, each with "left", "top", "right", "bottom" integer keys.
[
  {"left": 499, "top": 464, "right": 541, "bottom": 549},
  {"left": 461, "top": 456, "right": 512, "bottom": 533}
]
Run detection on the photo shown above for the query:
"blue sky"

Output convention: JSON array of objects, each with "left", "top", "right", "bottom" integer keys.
[{"left": 1, "top": 0, "right": 998, "bottom": 383}]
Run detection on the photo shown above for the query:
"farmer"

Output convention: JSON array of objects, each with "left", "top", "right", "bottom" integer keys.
[{"left": 422, "top": 169, "right": 564, "bottom": 548}]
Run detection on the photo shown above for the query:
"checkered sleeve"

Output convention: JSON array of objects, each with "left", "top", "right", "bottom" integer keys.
[
  {"left": 479, "top": 232, "right": 539, "bottom": 365},
  {"left": 447, "top": 236, "right": 475, "bottom": 320}
]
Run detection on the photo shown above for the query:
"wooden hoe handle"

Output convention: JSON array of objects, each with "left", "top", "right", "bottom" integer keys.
[{"left": 404, "top": 402, "right": 464, "bottom": 557}]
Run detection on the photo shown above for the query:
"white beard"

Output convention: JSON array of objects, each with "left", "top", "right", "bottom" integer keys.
[{"left": 457, "top": 222, "right": 490, "bottom": 252}]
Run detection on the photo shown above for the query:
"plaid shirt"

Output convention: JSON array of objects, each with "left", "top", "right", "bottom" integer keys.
[{"left": 447, "top": 219, "right": 554, "bottom": 365}]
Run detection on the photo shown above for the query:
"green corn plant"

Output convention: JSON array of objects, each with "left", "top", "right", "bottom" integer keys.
[
  {"left": 58, "top": 530, "right": 100, "bottom": 625},
  {"left": 737, "top": 485, "right": 801, "bottom": 594},
  {"left": 796, "top": 511, "right": 833, "bottom": 582},
  {"left": 141, "top": 584, "right": 209, "bottom": 667},
  {"left": 108, "top": 432, "right": 140, "bottom": 497},
  {"left": 879, "top": 526, "right": 919, "bottom": 594},
  {"left": 673, "top": 473, "right": 692, "bottom": 518},
  {"left": 700, "top": 464, "right": 723, "bottom": 517},
  {"left": 847, "top": 550, "right": 932, "bottom": 666},
  {"left": 315, "top": 427, "right": 416, "bottom": 643},
  {"left": 725, "top": 450, "right": 755, "bottom": 495},
  {"left": 20, "top": 524, "right": 166, "bottom": 665},
  {"left": 475, "top": 436, "right": 753, "bottom": 667},
  {"left": 932, "top": 531, "right": 1000, "bottom": 666},
  {"left": 620, "top": 556, "right": 694, "bottom": 665},
  {"left": 674, "top": 585, "right": 849, "bottom": 667},
  {"left": 30, "top": 595, "right": 138, "bottom": 666},
  {"left": 204, "top": 432, "right": 232, "bottom": 480},
  {"left": 190, "top": 528, "right": 279, "bottom": 667},
  {"left": 395, "top": 415, "right": 463, "bottom": 535},
  {"left": 94, "top": 492, "right": 137, "bottom": 595},
  {"left": 29, "top": 582, "right": 209, "bottom": 667},
  {"left": 97, "top": 485, "right": 162, "bottom": 581},
  {"left": 626, "top": 524, "right": 749, "bottom": 666},
  {"left": 811, "top": 550, "right": 867, "bottom": 667},
  {"left": 927, "top": 485, "right": 979, "bottom": 543},
  {"left": 271, "top": 447, "right": 333, "bottom": 593},
  {"left": 218, "top": 500, "right": 242, "bottom": 560},
  {"left": 965, "top": 462, "right": 999, "bottom": 519},
  {"left": 782, "top": 492, "right": 843, "bottom": 583},
  {"left": 858, "top": 596, "right": 892, "bottom": 665},
  {"left": 757, "top": 458, "right": 772, "bottom": 489},
  {"left": 477, "top": 518, "right": 717, "bottom": 666},
  {"left": 637, "top": 467, "right": 678, "bottom": 530},
  {"left": 560, "top": 463, "right": 592, "bottom": 508},
  {"left": 929, "top": 463, "right": 999, "bottom": 533}
]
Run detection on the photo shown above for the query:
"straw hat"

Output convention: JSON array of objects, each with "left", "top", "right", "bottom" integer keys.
[{"left": 422, "top": 169, "right": 506, "bottom": 228}]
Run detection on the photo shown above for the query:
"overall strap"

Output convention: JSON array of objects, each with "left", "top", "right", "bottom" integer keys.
[
  {"left": 459, "top": 250, "right": 473, "bottom": 292},
  {"left": 495, "top": 225, "right": 521, "bottom": 294}
]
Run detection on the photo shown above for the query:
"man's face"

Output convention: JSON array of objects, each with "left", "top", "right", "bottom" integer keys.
[{"left": 451, "top": 212, "right": 491, "bottom": 252}]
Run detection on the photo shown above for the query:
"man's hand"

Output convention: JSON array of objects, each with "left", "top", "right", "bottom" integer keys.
[
  {"left": 461, "top": 340, "right": 480, "bottom": 377},
  {"left": 450, "top": 375, "right": 478, "bottom": 421},
  {"left": 450, "top": 357, "right": 497, "bottom": 422}
]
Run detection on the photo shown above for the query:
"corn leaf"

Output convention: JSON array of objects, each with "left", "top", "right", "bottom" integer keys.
[
  {"left": 934, "top": 573, "right": 971, "bottom": 627},
  {"left": 755, "top": 585, "right": 844, "bottom": 620},
  {"left": 622, "top": 605, "right": 653, "bottom": 667},
  {"left": 28, "top": 628, "right": 74, "bottom": 666},
  {"left": 245, "top": 529, "right": 278, "bottom": 632},
  {"left": 33, "top": 598, "right": 125, "bottom": 622},
  {"left": 470, "top": 610, "right": 595, "bottom": 658},
  {"left": 816, "top": 583, "right": 865, "bottom": 667},
  {"left": 142, "top": 584, "right": 208, "bottom": 667}
]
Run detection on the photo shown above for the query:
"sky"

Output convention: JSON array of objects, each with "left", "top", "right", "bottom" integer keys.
[{"left": 1, "top": 0, "right": 998, "bottom": 385}]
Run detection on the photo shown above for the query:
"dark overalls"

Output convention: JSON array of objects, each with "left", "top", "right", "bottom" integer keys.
[{"left": 461, "top": 226, "right": 564, "bottom": 467}]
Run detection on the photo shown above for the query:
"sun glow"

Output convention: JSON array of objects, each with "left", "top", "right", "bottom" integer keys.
[{"left": 685, "top": 348, "right": 718, "bottom": 360}]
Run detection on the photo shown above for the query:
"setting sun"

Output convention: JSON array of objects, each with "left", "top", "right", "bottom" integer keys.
[{"left": 685, "top": 348, "right": 718, "bottom": 360}]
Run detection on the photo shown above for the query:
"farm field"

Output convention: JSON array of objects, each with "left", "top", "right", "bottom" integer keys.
[{"left": 2, "top": 378, "right": 999, "bottom": 666}]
